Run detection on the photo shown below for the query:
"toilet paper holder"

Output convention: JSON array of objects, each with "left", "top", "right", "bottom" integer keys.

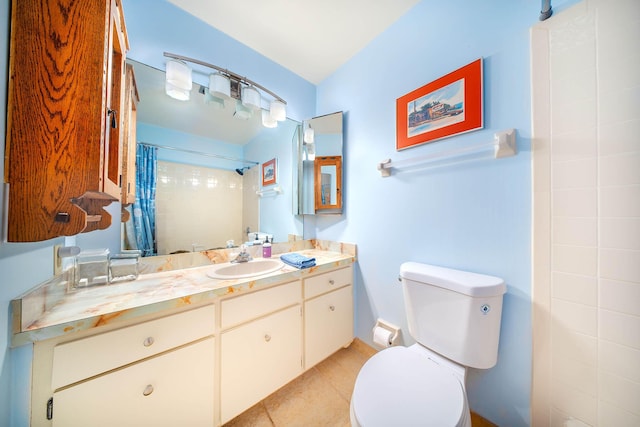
[{"left": 372, "top": 318, "right": 401, "bottom": 348}]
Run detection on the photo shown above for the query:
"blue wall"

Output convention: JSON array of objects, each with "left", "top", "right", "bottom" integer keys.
[
  {"left": 311, "top": 1, "right": 575, "bottom": 425},
  {"left": 315, "top": 1, "right": 536, "bottom": 424}
]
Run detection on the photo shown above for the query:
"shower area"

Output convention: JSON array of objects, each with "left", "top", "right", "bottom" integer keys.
[{"left": 154, "top": 160, "right": 259, "bottom": 255}]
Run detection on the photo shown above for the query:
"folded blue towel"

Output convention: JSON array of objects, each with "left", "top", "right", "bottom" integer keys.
[{"left": 280, "top": 253, "right": 316, "bottom": 269}]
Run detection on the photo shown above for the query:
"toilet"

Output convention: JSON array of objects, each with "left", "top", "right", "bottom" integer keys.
[{"left": 350, "top": 262, "right": 507, "bottom": 427}]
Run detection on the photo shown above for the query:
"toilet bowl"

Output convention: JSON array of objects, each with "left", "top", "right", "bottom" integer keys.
[
  {"left": 351, "top": 262, "right": 506, "bottom": 427},
  {"left": 350, "top": 345, "right": 471, "bottom": 427}
]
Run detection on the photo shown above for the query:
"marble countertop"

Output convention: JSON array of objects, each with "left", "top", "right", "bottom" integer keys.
[{"left": 11, "top": 244, "right": 355, "bottom": 347}]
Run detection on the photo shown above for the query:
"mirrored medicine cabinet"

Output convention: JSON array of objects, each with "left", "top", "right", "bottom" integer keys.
[{"left": 298, "top": 111, "right": 344, "bottom": 215}]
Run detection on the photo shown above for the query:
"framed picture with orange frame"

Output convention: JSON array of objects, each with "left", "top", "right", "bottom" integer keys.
[{"left": 396, "top": 58, "right": 483, "bottom": 150}]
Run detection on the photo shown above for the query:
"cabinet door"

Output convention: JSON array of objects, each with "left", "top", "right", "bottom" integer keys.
[
  {"left": 121, "top": 63, "right": 139, "bottom": 207},
  {"left": 304, "top": 285, "right": 354, "bottom": 369},
  {"left": 52, "top": 337, "right": 215, "bottom": 427},
  {"left": 101, "top": 0, "right": 127, "bottom": 202},
  {"left": 220, "top": 305, "right": 302, "bottom": 424}
]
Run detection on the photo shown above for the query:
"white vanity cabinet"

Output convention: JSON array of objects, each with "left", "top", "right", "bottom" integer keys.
[
  {"left": 26, "top": 261, "right": 355, "bottom": 427},
  {"left": 219, "top": 281, "right": 302, "bottom": 424},
  {"left": 303, "top": 266, "right": 354, "bottom": 369},
  {"left": 32, "top": 305, "right": 216, "bottom": 427}
]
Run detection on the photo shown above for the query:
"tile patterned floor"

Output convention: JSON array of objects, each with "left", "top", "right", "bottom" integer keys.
[{"left": 223, "top": 339, "right": 497, "bottom": 427}]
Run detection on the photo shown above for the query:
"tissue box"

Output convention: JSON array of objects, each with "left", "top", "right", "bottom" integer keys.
[
  {"left": 109, "top": 251, "right": 140, "bottom": 283},
  {"left": 75, "top": 249, "right": 110, "bottom": 288}
]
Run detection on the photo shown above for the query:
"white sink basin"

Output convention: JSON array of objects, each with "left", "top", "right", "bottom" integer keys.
[{"left": 206, "top": 258, "right": 284, "bottom": 279}]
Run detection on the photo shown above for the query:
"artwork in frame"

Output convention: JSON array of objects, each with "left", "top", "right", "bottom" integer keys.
[
  {"left": 261, "top": 158, "right": 277, "bottom": 186},
  {"left": 396, "top": 58, "right": 483, "bottom": 150}
]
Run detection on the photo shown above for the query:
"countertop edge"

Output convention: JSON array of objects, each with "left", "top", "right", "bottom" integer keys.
[{"left": 11, "top": 254, "right": 356, "bottom": 347}]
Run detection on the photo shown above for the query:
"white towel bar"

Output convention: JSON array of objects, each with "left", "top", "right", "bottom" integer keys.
[
  {"left": 377, "top": 129, "right": 516, "bottom": 177},
  {"left": 256, "top": 186, "right": 283, "bottom": 197}
]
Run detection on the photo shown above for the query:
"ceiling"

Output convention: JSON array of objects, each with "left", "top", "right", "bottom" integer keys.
[{"left": 167, "top": 0, "right": 420, "bottom": 84}]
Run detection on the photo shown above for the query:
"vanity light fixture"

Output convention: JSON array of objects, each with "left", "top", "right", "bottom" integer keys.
[
  {"left": 242, "top": 85, "right": 261, "bottom": 110},
  {"left": 209, "top": 72, "right": 231, "bottom": 99},
  {"left": 304, "top": 125, "right": 315, "bottom": 144},
  {"left": 204, "top": 90, "right": 226, "bottom": 109},
  {"left": 270, "top": 100, "right": 286, "bottom": 122},
  {"left": 234, "top": 101, "right": 252, "bottom": 120},
  {"left": 164, "top": 52, "right": 287, "bottom": 127},
  {"left": 262, "top": 110, "right": 277, "bottom": 128},
  {"left": 165, "top": 59, "right": 192, "bottom": 101}
]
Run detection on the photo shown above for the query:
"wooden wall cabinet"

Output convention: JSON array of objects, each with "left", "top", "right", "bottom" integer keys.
[{"left": 4, "top": 0, "right": 130, "bottom": 241}]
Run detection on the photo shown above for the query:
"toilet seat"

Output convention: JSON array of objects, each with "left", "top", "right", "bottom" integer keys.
[{"left": 351, "top": 346, "right": 469, "bottom": 427}]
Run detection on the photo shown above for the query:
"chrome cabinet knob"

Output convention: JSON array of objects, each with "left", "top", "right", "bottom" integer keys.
[
  {"left": 328, "top": 279, "right": 335, "bottom": 285},
  {"left": 143, "top": 384, "right": 154, "bottom": 396},
  {"left": 264, "top": 334, "right": 271, "bottom": 342},
  {"left": 143, "top": 337, "right": 155, "bottom": 347},
  {"left": 329, "top": 305, "right": 336, "bottom": 311}
]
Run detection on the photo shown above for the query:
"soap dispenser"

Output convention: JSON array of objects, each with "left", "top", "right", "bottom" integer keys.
[{"left": 262, "top": 237, "right": 271, "bottom": 258}]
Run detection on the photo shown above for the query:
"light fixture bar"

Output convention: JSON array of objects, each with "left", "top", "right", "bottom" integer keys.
[{"left": 164, "top": 52, "right": 286, "bottom": 105}]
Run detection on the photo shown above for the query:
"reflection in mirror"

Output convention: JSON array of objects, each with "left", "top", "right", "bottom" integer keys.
[
  {"left": 299, "top": 112, "right": 344, "bottom": 214},
  {"left": 122, "top": 60, "right": 302, "bottom": 256},
  {"left": 315, "top": 157, "right": 342, "bottom": 211}
]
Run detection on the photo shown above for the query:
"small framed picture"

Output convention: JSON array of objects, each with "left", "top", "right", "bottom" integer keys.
[
  {"left": 396, "top": 58, "right": 483, "bottom": 150},
  {"left": 262, "top": 158, "right": 277, "bottom": 186}
]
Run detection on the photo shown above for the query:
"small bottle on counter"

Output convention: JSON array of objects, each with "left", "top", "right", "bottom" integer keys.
[{"left": 262, "top": 237, "right": 272, "bottom": 258}]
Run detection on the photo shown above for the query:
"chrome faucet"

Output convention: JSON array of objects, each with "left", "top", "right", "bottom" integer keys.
[{"left": 231, "top": 245, "right": 253, "bottom": 263}]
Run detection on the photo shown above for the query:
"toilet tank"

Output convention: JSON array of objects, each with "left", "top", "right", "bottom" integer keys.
[{"left": 399, "top": 262, "right": 506, "bottom": 369}]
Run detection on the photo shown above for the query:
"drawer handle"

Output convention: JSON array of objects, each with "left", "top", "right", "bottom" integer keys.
[
  {"left": 264, "top": 334, "right": 271, "bottom": 342},
  {"left": 143, "top": 337, "right": 155, "bottom": 347},
  {"left": 328, "top": 279, "right": 335, "bottom": 285},
  {"left": 143, "top": 384, "right": 154, "bottom": 396},
  {"left": 329, "top": 305, "right": 336, "bottom": 311}
]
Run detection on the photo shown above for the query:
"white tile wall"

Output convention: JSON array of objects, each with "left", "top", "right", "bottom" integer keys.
[
  {"left": 532, "top": 0, "right": 640, "bottom": 425},
  {"left": 155, "top": 161, "right": 249, "bottom": 254}
]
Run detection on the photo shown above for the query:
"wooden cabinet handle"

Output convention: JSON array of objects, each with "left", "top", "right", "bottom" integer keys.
[
  {"left": 143, "top": 384, "right": 154, "bottom": 396},
  {"left": 143, "top": 337, "right": 155, "bottom": 347},
  {"left": 264, "top": 334, "right": 271, "bottom": 342}
]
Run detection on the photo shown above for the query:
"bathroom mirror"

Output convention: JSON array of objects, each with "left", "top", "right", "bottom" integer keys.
[
  {"left": 314, "top": 156, "right": 342, "bottom": 211},
  {"left": 124, "top": 60, "right": 303, "bottom": 255},
  {"left": 298, "top": 112, "right": 344, "bottom": 214}
]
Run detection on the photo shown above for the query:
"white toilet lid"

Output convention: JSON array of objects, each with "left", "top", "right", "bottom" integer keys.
[{"left": 352, "top": 346, "right": 467, "bottom": 427}]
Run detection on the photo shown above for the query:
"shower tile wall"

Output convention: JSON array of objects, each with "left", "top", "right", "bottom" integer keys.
[
  {"left": 155, "top": 161, "right": 245, "bottom": 254},
  {"left": 532, "top": 0, "right": 640, "bottom": 425}
]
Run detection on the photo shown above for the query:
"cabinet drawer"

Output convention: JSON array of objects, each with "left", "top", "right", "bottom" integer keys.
[
  {"left": 221, "top": 281, "right": 300, "bottom": 330},
  {"left": 304, "top": 285, "right": 354, "bottom": 369},
  {"left": 52, "top": 337, "right": 215, "bottom": 427},
  {"left": 304, "top": 266, "right": 353, "bottom": 300},
  {"left": 52, "top": 304, "right": 215, "bottom": 390}
]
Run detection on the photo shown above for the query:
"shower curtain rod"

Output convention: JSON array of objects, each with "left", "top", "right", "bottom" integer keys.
[{"left": 138, "top": 142, "right": 259, "bottom": 166}]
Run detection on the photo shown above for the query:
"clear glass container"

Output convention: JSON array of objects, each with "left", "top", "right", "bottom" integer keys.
[
  {"left": 75, "top": 248, "right": 110, "bottom": 288},
  {"left": 109, "top": 251, "right": 141, "bottom": 283}
]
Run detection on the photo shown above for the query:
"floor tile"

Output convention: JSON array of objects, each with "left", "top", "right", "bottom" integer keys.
[
  {"left": 263, "top": 369, "right": 350, "bottom": 427},
  {"left": 222, "top": 339, "right": 497, "bottom": 427},
  {"left": 224, "top": 402, "right": 274, "bottom": 427}
]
